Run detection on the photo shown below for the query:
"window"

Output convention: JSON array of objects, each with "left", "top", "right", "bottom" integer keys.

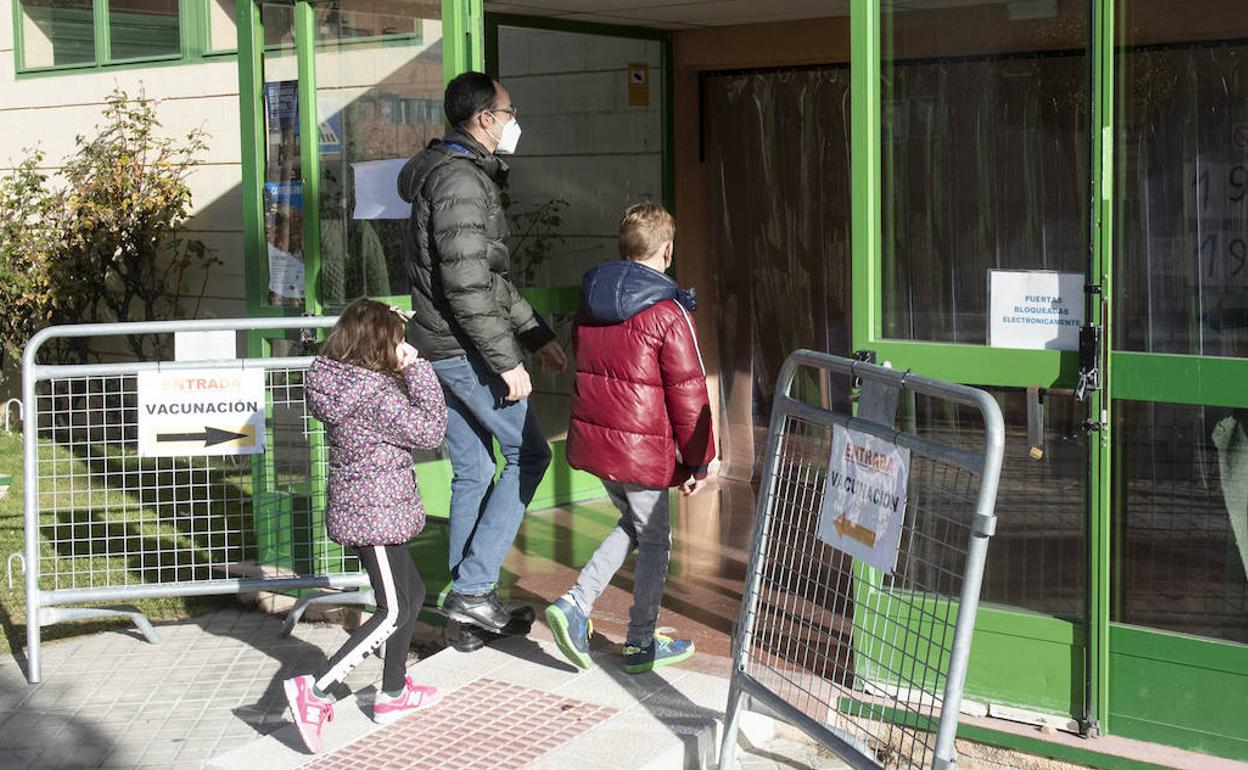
[
  {"left": 109, "top": 0, "right": 181, "bottom": 60},
  {"left": 18, "top": 0, "right": 95, "bottom": 69},
  {"left": 15, "top": 0, "right": 237, "bottom": 73},
  {"left": 206, "top": 0, "right": 237, "bottom": 53}
]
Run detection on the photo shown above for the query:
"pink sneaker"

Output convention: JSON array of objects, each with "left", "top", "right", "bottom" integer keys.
[
  {"left": 373, "top": 677, "right": 443, "bottom": 725},
  {"left": 284, "top": 675, "right": 334, "bottom": 753}
]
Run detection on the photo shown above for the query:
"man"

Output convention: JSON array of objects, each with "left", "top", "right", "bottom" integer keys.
[{"left": 398, "top": 71, "right": 567, "bottom": 632}]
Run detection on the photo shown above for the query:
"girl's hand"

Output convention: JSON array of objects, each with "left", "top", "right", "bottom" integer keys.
[{"left": 395, "top": 342, "right": 420, "bottom": 370}]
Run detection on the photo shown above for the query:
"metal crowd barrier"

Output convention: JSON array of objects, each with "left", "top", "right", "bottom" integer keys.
[
  {"left": 719, "top": 350, "right": 1004, "bottom": 770},
  {"left": 21, "top": 317, "right": 374, "bottom": 683}
]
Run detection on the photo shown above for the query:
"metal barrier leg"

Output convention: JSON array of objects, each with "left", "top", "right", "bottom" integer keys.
[
  {"left": 41, "top": 606, "right": 160, "bottom": 645},
  {"left": 280, "top": 589, "right": 375, "bottom": 637},
  {"left": 26, "top": 594, "right": 41, "bottom": 684},
  {"left": 717, "top": 678, "right": 746, "bottom": 770}
]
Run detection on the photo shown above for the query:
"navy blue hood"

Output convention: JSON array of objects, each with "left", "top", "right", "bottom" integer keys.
[{"left": 581, "top": 260, "right": 697, "bottom": 324}]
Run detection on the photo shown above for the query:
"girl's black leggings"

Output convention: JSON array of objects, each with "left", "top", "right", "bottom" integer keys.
[{"left": 314, "top": 544, "right": 425, "bottom": 694}]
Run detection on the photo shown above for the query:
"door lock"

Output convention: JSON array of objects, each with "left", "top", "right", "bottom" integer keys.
[{"left": 1074, "top": 325, "right": 1102, "bottom": 402}]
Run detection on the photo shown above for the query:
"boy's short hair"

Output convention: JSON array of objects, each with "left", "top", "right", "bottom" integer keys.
[{"left": 618, "top": 202, "right": 675, "bottom": 260}]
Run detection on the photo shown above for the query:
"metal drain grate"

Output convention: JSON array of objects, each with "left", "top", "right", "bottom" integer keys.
[{"left": 306, "top": 678, "right": 617, "bottom": 770}]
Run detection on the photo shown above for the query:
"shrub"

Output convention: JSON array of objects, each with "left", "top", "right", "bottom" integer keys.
[{"left": 0, "top": 88, "right": 219, "bottom": 371}]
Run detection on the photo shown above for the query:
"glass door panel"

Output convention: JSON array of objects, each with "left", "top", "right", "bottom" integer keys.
[
  {"left": 1109, "top": 0, "right": 1248, "bottom": 756},
  {"left": 880, "top": 1, "right": 1088, "bottom": 346},
  {"left": 1114, "top": 1, "right": 1248, "bottom": 358},
  {"left": 874, "top": 0, "right": 1093, "bottom": 721},
  {"left": 313, "top": 0, "right": 444, "bottom": 310},
  {"left": 490, "top": 21, "right": 665, "bottom": 482},
  {"left": 261, "top": 3, "right": 303, "bottom": 309},
  {"left": 1114, "top": 401, "right": 1248, "bottom": 642}
]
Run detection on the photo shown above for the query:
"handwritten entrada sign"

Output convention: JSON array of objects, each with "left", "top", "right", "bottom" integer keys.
[{"left": 817, "top": 425, "right": 911, "bottom": 574}]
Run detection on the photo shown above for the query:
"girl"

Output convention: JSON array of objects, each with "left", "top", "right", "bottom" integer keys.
[{"left": 284, "top": 298, "right": 448, "bottom": 753}]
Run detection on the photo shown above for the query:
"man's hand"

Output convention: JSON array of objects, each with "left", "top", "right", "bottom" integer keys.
[
  {"left": 500, "top": 363, "right": 533, "bottom": 401},
  {"left": 536, "top": 340, "right": 568, "bottom": 373},
  {"left": 679, "top": 475, "right": 710, "bottom": 497}
]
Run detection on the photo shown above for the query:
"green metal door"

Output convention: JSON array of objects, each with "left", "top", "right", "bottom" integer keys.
[
  {"left": 850, "top": 0, "right": 1248, "bottom": 758},
  {"left": 1102, "top": 0, "right": 1248, "bottom": 758},
  {"left": 851, "top": 0, "right": 1095, "bottom": 725}
]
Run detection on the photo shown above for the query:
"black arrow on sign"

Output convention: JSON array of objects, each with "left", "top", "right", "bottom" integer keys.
[{"left": 156, "top": 426, "right": 248, "bottom": 447}]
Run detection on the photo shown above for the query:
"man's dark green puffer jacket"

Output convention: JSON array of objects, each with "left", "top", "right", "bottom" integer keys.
[{"left": 398, "top": 130, "right": 554, "bottom": 374}]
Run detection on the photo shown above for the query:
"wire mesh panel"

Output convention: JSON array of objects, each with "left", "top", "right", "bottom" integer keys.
[
  {"left": 720, "top": 351, "right": 1003, "bottom": 770},
  {"left": 20, "top": 317, "right": 376, "bottom": 684},
  {"left": 32, "top": 366, "right": 356, "bottom": 591}
]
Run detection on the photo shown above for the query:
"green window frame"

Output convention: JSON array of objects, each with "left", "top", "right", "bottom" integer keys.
[{"left": 12, "top": 0, "right": 236, "bottom": 76}]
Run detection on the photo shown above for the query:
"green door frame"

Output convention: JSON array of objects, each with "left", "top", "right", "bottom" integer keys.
[
  {"left": 851, "top": 0, "right": 1248, "bottom": 759},
  {"left": 234, "top": 0, "right": 607, "bottom": 518},
  {"left": 849, "top": 0, "right": 1091, "bottom": 725}
]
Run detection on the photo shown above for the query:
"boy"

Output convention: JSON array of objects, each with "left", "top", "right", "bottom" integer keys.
[{"left": 546, "top": 202, "right": 716, "bottom": 673}]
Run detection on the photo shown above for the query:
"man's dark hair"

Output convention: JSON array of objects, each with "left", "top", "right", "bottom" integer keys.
[{"left": 445, "top": 71, "right": 499, "bottom": 126}]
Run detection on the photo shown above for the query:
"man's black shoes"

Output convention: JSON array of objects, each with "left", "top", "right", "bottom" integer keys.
[
  {"left": 442, "top": 589, "right": 511, "bottom": 631},
  {"left": 448, "top": 607, "right": 534, "bottom": 653}
]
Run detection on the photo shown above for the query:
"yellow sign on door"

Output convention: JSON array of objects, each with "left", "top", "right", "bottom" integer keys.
[{"left": 627, "top": 63, "right": 650, "bottom": 107}]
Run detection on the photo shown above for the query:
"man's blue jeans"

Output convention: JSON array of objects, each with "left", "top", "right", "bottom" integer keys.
[{"left": 430, "top": 355, "right": 551, "bottom": 595}]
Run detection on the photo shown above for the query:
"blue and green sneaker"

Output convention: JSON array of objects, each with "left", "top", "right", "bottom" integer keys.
[
  {"left": 545, "top": 595, "right": 593, "bottom": 670},
  {"left": 622, "top": 633, "right": 694, "bottom": 674}
]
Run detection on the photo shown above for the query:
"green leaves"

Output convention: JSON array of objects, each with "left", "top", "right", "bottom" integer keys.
[{"left": 0, "top": 88, "right": 219, "bottom": 372}]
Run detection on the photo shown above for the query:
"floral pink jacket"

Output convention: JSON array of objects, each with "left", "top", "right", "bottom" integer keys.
[{"left": 305, "top": 356, "right": 447, "bottom": 546}]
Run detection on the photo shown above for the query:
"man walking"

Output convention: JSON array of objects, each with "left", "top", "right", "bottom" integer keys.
[{"left": 398, "top": 71, "right": 566, "bottom": 632}]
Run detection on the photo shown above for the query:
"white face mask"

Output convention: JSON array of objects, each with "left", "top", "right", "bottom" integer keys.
[{"left": 488, "top": 113, "right": 522, "bottom": 155}]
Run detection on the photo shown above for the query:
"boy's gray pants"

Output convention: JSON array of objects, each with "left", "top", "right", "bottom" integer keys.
[{"left": 568, "top": 480, "right": 671, "bottom": 648}]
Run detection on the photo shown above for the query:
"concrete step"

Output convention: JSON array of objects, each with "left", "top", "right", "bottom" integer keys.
[{"left": 209, "top": 634, "right": 733, "bottom": 770}]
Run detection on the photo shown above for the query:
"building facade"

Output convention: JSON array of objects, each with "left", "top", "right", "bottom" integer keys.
[{"left": 3, "top": 0, "right": 1246, "bottom": 764}]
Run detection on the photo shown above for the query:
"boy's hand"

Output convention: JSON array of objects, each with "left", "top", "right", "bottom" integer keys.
[
  {"left": 536, "top": 340, "right": 568, "bottom": 373},
  {"left": 679, "top": 476, "right": 710, "bottom": 497},
  {"left": 395, "top": 342, "right": 420, "bottom": 370},
  {"left": 501, "top": 363, "right": 533, "bottom": 401}
]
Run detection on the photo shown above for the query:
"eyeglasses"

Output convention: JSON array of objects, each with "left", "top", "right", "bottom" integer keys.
[{"left": 490, "top": 106, "right": 518, "bottom": 118}]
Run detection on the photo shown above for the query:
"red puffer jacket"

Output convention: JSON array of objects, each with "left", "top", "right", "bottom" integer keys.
[{"left": 567, "top": 260, "right": 716, "bottom": 489}]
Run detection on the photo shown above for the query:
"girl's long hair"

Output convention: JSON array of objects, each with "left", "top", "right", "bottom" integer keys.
[{"left": 321, "top": 298, "right": 406, "bottom": 373}]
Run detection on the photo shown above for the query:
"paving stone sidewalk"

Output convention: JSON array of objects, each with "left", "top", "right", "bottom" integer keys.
[
  {"left": 0, "top": 609, "right": 379, "bottom": 769},
  {"left": 0, "top": 608, "right": 849, "bottom": 770}
]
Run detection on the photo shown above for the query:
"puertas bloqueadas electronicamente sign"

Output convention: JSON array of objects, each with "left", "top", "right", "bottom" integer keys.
[
  {"left": 816, "top": 425, "right": 911, "bottom": 573},
  {"left": 136, "top": 369, "right": 266, "bottom": 457}
]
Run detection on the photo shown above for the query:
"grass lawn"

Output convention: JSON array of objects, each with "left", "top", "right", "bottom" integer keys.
[{"left": 0, "top": 429, "right": 242, "bottom": 657}]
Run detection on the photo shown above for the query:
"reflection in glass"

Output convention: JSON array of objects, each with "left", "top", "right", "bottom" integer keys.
[
  {"left": 1115, "top": 1, "right": 1248, "bottom": 357},
  {"left": 109, "top": 0, "right": 181, "bottom": 60},
  {"left": 315, "top": 2, "right": 442, "bottom": 308},
  {"left": 704, "top": 68, "right": 853, "bottom": 480},
  {"left": 881, "top": 1, "right": 1087, "bottom": 344},
  {"left": 20, "top": 0, "right": 95, "bottom": 68},
  {"left": 261, "top": 17, "right": 303, "bottom": 307},
  {"left": 906, "top": 388, "right": 1086, "bottom": 619},
  {"left": 494, "top": 26, "right": 666, "bottom": 433},
  {"left": 207, "top": 0, "right": 236, "bottom": 52},
  {"left": 1115, "top": 401, "right": 1248, "bottom": 643},
  {"left": 315, "top": 0, "right": 425, "bottom": 42}
]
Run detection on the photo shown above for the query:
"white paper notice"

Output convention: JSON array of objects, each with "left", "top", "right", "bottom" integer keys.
[
  {"left": 268, "top": 244, "right": 305, "bottom": 299},
  {"left": 817, "top": 425, "right": 911, "bottom": 574},
  {"left": 352, "top": 158, "right": 411, "bottom": 220},
  {"left": 174, "top": 330, "right": 236, "bottom": 362},
  {"left": 988, "top": 270, "right": 1085, "bottom": 351}
]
